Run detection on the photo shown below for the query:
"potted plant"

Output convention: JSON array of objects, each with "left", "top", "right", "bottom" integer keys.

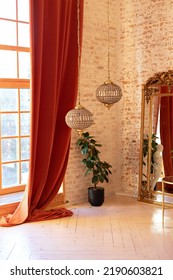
[
  {"left": 142, "top": 133, "right": 159, "bottom": 193},
  {"left": 143, "top": 133, "right": 159, "bottom": 176},
  {"left": 77, "top": 131, "right": 112, "bottom": 206}
]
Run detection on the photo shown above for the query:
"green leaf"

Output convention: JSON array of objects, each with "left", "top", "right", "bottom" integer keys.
[
  {"left": 104, "top": 176, "right": 109, "bottom": 183},
  {"left": 99, "top": 176, "right": 104, "bottom": 183},
  {"left": 85, "top": 169, "right": 92, "bottom": 176},
  {"left": 82, "top": 142, "right": 89, "bottom": 149},
  {"left": 82, "top": 158, "right": 87, "bottom": 164},
  {"left": 82, "top": 132, "right": 89, "bottom": 138},
  {"left": 77, "top": 139, "right": 83, "bottom": 146},
  {"left": 90, "top": 139, "right": 96, "bottom": 144},
  {"left": 95, "top": 144, "right": 102, "bottom": 147},
  {"left": 88, "top": 156, "right": 96, "bottom": 161},
  {"left": 105, "top": 170, "right": 108, "bottom": 176},
  {"left": 81, "top": 146, "right": 88, "bottom": 155},
  {"left": 92, "top": 175, "right": 99, "bottom": 184},
  {"left": 86, "top": 161, "right": 94, "bottom": 169}
]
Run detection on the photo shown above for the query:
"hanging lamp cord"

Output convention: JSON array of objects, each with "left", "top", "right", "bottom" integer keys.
[
  {"left": 107, "top": 0, "right": 110, "bottom": 80},
  {"left": 77, "top": 0, "right": 81, "bottom": 105}
]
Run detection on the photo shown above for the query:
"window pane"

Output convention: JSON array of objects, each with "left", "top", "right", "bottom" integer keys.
[
  {"left": 20, "top": 113, "right": 30, "bottom": 135},
  {"left": 18, "top": 52, "right": 30, "bottom": 78},
  {"left": 2, "top": 162, "right": 19, "bottom": 188},
  {"left": 18, "top": 23, "right": 30, "bottom": 47},
  {"left": 0, "top": 50, "right": 17, "bottom": 78},
  {"left": 18, "top": 0, "right": 29, "bottom": 22},
  {"left": 0, "top": 20, "right": 16, "bottom": 45},
  {"left": 1, "top": 138, "right": 19, "bottom": 162},
  {"left": 1, "top": 113, "right": 19, "bottom": 136},
  {"left": 0, "top": 89, "right": 18, "bottom": 112},
  {"left": 21, "top": 161, "right": 29, "bottom": 184},
  {"left": 21, "top": 137, "right": 30, "bottom": 160},
  {"left": 0, "top": 0, "right": 31, "bottom": 192},
  {"left": 20, "top": 89, "right": 30, "bottom": 111},
  {"left": 0, "top": 0, "right": 16, "bottom": 20}
]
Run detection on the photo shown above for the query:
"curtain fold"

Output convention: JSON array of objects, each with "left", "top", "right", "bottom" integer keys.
[
  {"left": 0, "top": 0, "right": 84, "bottom": 226},
  {"left": 160, "top": 86, "right": 173, "bottom": 176}
]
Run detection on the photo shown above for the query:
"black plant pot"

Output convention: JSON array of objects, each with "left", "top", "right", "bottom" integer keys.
[{"left": 88, "top": 186, "right": 104, "bottom": 206}]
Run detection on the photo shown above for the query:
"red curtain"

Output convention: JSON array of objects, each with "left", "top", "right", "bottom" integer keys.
[
  {"left": 0, "top": 0, "right": 84, "bottom": 226},
  {"left": 160, "top": 86, "right": 173, "bottom": 176}
]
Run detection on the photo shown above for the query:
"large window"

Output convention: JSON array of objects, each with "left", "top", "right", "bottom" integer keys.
[{"left": 0, "top": 0, "right": 30, "bottom": 195}]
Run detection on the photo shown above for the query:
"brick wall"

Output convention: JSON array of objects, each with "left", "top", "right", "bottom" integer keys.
[{"left": 64, "top": 0, "right": 173, "bottom": 204}]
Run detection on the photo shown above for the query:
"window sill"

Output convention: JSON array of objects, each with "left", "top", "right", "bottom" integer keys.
[
  {"left": 0, "top": 192, "right": 24, "bottom": 216},
  {"left": 0, "top": 192, "right": 64, "bottom": 216},
  {"left": 0, "top": 191, "right": 24, "bottom": 206}
]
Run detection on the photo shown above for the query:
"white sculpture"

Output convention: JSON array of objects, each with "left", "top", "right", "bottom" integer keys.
[{"left": 150, "top": 144, "right": 164, "bottom": 190}]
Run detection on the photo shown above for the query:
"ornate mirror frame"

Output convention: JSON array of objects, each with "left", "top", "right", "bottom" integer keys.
[{"left": 138, "top": 70, "right": 173, "bottom": 204}]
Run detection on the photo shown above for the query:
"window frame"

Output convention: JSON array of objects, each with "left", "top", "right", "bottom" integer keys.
[
  {"left": 0, "top": 1, "right": 64, "bottom": 203},
  {"left": 0, "top": 78, "right": 30, "bottom": 195},
  {"left": 0, "top": 0, "right": 30, "bottom": 195}
]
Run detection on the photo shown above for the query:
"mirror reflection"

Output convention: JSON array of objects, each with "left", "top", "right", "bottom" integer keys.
[{"left": 138, "top": 70, "right": 173, "bottom": 204}]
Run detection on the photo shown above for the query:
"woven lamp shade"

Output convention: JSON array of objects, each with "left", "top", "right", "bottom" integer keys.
[
  {"left": 96, "top": 79, "right": 122, "bottom": 109},
  {"left": 65, "top": 104, "right": 94, "bottom": 134}
]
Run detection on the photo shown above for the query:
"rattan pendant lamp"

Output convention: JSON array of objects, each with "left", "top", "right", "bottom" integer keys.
[
  {"left": 65, "top": 0, "right": 93, "bottom": 134},
  {"left": 96, "top": 0, "right": 122, "bottom": 109}
]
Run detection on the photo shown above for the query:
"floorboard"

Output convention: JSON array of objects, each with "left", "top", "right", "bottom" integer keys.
[{"left": 0, "top": 195, "right": 173, "bottom": 260}]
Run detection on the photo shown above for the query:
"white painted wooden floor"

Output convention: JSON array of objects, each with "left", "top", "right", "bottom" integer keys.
[{"left": 0, "top": 195, "right": 173, "bottom": 260}]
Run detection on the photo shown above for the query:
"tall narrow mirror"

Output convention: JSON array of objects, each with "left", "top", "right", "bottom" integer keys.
[{"left": 138, "top": 70, "right": 173, "bottom": 205}]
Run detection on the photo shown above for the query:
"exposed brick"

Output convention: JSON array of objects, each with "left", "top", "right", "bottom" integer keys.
[{"left": 65, "top": 0, "right": 173, "bottom": 204}]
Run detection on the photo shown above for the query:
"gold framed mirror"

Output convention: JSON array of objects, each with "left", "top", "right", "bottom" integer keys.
[{"left": 138, "top": 70, "right": 173, "bottom": 205}]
